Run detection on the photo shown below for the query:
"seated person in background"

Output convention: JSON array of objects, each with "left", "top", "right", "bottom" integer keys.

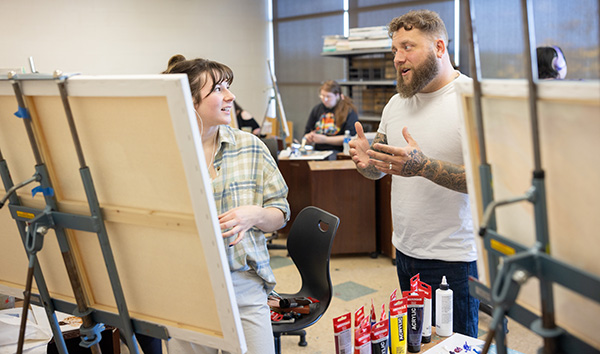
[
  {"left": 304, "top": 80, "right": 359, "bottom": 152},
  {"left": 537, "top": 46, "right": 567, "bottom": 79},
  {"left": 234, "top": 101, "right": 261, "bottom": 135}
]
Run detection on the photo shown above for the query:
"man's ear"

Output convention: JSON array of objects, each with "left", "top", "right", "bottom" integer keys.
[{"left": 435, "top": 38, "right": 446, "bottom": 58}]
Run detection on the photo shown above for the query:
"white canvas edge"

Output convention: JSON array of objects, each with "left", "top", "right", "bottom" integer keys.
[
  {"left": 454, "top": 82, "right": 487, "bottom": 286},
  {"left": 0, "top": 75, "right": 246, "bottom": 354},
  {"left": 456, "top": 78, "right": 600, "bottom": 101}
]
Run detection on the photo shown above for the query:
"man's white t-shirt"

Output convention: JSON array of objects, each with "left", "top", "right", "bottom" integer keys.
[{"left": 377, "top": 73, "right": 477, "bottom": 262}]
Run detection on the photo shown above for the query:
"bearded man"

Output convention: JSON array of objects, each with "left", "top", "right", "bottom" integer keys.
[{"left": 349, "top": 9, "right": 479, "bottom": 338}]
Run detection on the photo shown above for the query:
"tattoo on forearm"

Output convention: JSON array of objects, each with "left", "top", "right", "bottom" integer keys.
[
  {"left": 409, "top": 152, "right": 467, "bottom": 193},
  {"left": 357, "top": 133, "right": 387, "bottom": 180},
  {"left": 371, "top": 133, "right": 388, "bottom": 152},
  {"left": 402, "top": 149, "right": 427, "bottom": 177}
]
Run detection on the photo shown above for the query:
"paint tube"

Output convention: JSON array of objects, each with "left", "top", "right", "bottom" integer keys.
[
  {"left": 354, "top": 324, "right": 372, "bottom": 354},
  {"left": 354, "top": 322, "right": 371, "bottom": 354},
  {"left": 371, "top": 319, "right": 389, "bottom": 354},
  {"left": 355, "top": 305, "right": 366, "bottom": 328},
  {"left": 370, "top": 299, "right": 377, "bottom": 327},
  {"left": 388, "top": 288, "right": 398, "bottom": 349},
  {"left": 333, "top": 312, "right": 353, "bottom": 354},
  {"left": 410, "top": 274, "right": 420, "bottom": 291},
  {"left": 417, "top": 281, "right": 432, "bottom": 343},
  {"left": 389, "top": 297, "right": 407, "bottom": 354},
  {"left": 406, "top": 292, "right": 424, "bottom": 353}
]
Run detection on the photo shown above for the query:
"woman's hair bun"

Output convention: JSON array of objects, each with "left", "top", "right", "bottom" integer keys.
[{"left": 168, "top": 54, "right": 186, "bottom": 67}]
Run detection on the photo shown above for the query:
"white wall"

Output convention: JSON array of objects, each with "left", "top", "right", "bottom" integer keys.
[{"left": 0, "top": 0, "right": 271, "bottom": 122}]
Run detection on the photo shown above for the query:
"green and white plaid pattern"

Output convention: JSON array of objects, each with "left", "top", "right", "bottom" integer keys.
[{"left": 212, "top": 125, "right": 290, "bottom": 289}]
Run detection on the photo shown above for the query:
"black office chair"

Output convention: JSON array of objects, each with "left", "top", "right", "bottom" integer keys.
[
  {"left": 260, "top": 136, "right": 287, "bottom": 250},
  {"left": 271, "top": 206, "right": 340, "bottom": 354}
]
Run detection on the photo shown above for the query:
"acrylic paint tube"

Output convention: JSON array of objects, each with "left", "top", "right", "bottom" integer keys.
[
  {"left": 410, "top": 273, "right": 420, "bottom": 291},
  {"left": 371, "top": 319, "right": 389, "bottom": 354},
  {"left": 355, "top": 305, "right": 366, "bottom": 328},
  {"left": 354, "top": 324, "right": 372, "bottom": 354},
  {"left": 406, "top": 292, "right": 424, "bottom": 353},
  {"left": 387, "top": 288, "right": 398, "bottom": 350},
  {"left": 370, "top": 299, "right": 377, "bottom": 327},
  {"left": 417, "top": 281, "right": 432, "bottom": 343},
  {"left": 389, "top": 297, "right": 407, "bottom": 354},
  {"left": 333, "top": 312, "right": 353, "bottom": 354}
]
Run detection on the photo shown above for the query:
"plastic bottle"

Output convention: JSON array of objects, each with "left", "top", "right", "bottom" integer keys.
[
  {"left": 342, "top": 130, "right": 351, "bottom": 155},
  {"left": 435, "top": 275, "right": 453, "bottom": 337}
]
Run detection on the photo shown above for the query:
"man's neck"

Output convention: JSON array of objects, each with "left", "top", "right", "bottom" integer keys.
[{"left": 421, "top": 61, "right": 457, "bottom": 94}]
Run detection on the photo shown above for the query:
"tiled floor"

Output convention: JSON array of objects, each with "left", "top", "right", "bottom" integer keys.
[{"left": 269, "top": 238, "right": 543, "bottom": 354}]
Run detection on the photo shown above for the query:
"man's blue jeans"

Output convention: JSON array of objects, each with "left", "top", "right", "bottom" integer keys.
[{"left": 396, "top": 249, "right": 480, "bottom": 338}]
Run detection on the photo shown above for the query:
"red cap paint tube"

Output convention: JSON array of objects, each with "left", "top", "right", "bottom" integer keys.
[
  {"left": 354, "top": 323, "right": 372, "bottom": 354},
  {"left": 333, "top": 312, "right": 352, "bottom": 354},
  {"left": 417, "top": 281, "right": 432, "bottom": 343},
  {"left": 406, "top": 292, "right": 424, "bottom": 353},
  {"left": 390, "top": 288, "right": 398, "bottom": 302},
  {"left": 410, "top": 273, "right": 420, "bottom": 291},
  {"left": 355, "top": 305, "right": 366, "bottom": 328},
  {"left": 387, "top": 289, "right": 397, "bottom": 351},
  {"left": 389, "top": 297, "right": 407, "bottom": 354},
  {"left": 370, "top": 299, "right": 377, "bottom": 327},
  {"left": 371, "top": 319, "right": 389, "bottom": 354}
]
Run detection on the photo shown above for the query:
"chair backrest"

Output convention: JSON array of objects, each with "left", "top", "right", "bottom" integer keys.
[
  {"left": 286, "top": 206, "right": 340, "bottom": 306},
  {"left": 260, "top": 136, "right": 280, "bottom": 163}
]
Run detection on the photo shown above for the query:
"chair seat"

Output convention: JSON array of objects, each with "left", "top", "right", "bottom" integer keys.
[
  {"left": 272, "top": 295, "right": 326, "bottom": 334},
  {"left": 270, "top": 206, "right": 339, "bottom": 354}
]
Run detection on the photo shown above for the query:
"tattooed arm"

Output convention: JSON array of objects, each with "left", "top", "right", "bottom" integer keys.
[
  {"left": 368, "top": 126, "right": 468, "bottom": 194},
  {"left": 400, "top": 148, "right": 467, "bottom": 193}
]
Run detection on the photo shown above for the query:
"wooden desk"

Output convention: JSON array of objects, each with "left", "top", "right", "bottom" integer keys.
[
  {"left": 336, "top": 154, "right": 395, "bottom": 259},
  {"left": 278, "top": 158, "right": 376, "bottom": 255},
  {"left": 376, "top": 175, "right": 395, "bottom": 260}
]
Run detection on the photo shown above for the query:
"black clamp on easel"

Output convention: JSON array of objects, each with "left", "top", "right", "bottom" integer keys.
[{"left": 0, "top": 67, "right": 167, "bottom": 354}]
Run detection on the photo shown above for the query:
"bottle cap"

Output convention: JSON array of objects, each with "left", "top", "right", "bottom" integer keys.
[{"left": 440, "top": 275, "right": 449, "bottom": 290}]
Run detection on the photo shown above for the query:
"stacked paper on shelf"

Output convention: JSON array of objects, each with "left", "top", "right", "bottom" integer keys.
[
  {"left": 335, "top": 37, "right": 351, "bottom": 51},
  {"left": 322, "top": 34, "right": 346, "bottom": 52},
  {"left": 348, "top": 26, "right": 391, "bottom": 50}
]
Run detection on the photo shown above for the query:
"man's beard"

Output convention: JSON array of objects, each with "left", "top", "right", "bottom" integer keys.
[{"left": 396, "top": 50, "right": 439, "bottom": 98}]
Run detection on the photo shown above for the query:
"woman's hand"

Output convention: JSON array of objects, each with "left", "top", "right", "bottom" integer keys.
[
  {"left": 219, "top": 206, "right": 285, "bottom": 246},
  {"left": 219, "top": 205, "right": 262, "bottom": 246},
  {"left": 304, "top": 131, "right": 316, "bottom": 143}
]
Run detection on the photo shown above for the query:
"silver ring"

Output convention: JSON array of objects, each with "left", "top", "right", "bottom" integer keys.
[{"left": 389, "top": 163, "right": 393, "bottom": 170}]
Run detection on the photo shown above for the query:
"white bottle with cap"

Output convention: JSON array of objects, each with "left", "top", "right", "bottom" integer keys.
[
  {"left": 343, "top": 130, "right": 351, "bottom": 155},
  {"left": 435, "top": 275, "right": 453, "bottom": 337}
]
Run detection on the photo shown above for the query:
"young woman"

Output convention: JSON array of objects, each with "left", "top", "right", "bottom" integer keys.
[
  {"left": 303, "top": 80, "right": 359, "bottom": 152},
  {"left": 163, "top": 55, "right": 290, "bottom": 354}
]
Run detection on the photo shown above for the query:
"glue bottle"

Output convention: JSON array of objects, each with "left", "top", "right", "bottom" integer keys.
[
  {"left": 435, "top": 276, "right": 453, "bottom": 337},
  {"left": 343, "top": 130, "right": 351, "bottom": 155}
]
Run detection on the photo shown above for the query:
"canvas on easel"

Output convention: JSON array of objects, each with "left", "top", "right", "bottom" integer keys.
[
  {"left": 0, "top": 74, "right": 246, "bottom": 353},
  {"left": 456, "top": 79, "right": 600, "bottom": 349}
]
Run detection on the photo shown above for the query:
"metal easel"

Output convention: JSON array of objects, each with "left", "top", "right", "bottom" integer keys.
[
  {"left": 263, "top": 60, "right": 290, "bottom": 141},
  {"left": 0, "top": 66, "right": 168, "bottom": 353},
  {"left": 462, "top": 0, "right": 600, "bottom": 353}
]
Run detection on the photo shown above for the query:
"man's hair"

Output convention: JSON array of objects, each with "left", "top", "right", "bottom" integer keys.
[{"left": 388, "top": 9, "right": 448, "bottom": 45}]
